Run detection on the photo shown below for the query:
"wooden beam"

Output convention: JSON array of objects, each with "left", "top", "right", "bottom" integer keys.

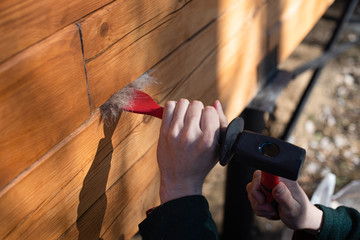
[
  {"left": 147, "top": 0, "right": 332, "bottom": 119},
  {"left": 79, "top": 0, "right": 192, "bottom": 60},
  {"left": 0, "top": 0, "right": 112, "bottom": 63},
  {"left": 82, "top": 0, "right": 249, "bottom": 111},
  {"left": 268, "top": 0, "right": 335, "bottom": 61},
  {"left": 59, "top": 146, "right": 160, "bottom": 240},
  {"left": 0, "top": 110, "right": 161, "bottom": 239},
  {"left": 0, "top": 5, "right": 238, "bottom": 235},
  {"left": 0, "top": 0, "right": 333, "bottom": 239},
  {"left": 0, "top": 24, "right": 90, "bottom": 190}
]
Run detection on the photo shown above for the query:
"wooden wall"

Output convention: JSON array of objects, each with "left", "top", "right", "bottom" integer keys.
[{"left": 0, "top": 0, "right": 333, "bottom": 239}]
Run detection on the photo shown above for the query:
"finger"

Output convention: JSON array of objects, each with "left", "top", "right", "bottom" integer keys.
[
  {"left": 161, "top": 101, "right": 176, "bottom": 134},
  {"left": 199, "top": 107, "right": 220, "bottom": 150},
  {"left": 212, "top": 100, "right": 228, "bottom": 129},
  {"left": 272, "top": 182, "right": 296, "bottom": 212},
  {"left": 184, "top": 100, "right": 204, "bottom": 132},
  {"left": 249, "top": 170, "right": 266, "bottom": 204},
  {"left": 280, "top": 177, "right": 306, "bottom": 199},
  {"left": 169, "top": 99, "right": 189, "bottom": 136},
  {"left": 252, "top": 170, "right": 262, "bottom": 186},
  {"left": 200, "top": 106, "right": 220, "bottom": 133},
  {"left": 247, "top": 188, "right": 277, "bottom": 215}
]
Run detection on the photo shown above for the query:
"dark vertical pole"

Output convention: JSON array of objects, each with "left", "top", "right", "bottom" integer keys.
[{"left": 222, "top": 109, "right": 265, "bottom": 240}]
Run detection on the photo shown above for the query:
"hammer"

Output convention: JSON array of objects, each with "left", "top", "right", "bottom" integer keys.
[{"left": 220, "top": 117, "right": 306, "bottom": 203}]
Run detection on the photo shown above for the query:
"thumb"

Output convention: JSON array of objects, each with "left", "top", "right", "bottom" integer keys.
[{"left": 272, "top": 182, "right": 296, "bottom": 212}]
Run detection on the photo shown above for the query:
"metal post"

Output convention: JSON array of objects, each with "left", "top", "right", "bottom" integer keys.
[{"left": 222, "top": 109, "right": 265, "bottom": 240}]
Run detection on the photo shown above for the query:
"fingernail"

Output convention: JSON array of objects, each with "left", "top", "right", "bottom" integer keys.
[
  {"left": 275, "top": 185, "right": 284, "bottom": 196},
  {"left": 216, "top": 100, "right": 222, "bottom": 109}
]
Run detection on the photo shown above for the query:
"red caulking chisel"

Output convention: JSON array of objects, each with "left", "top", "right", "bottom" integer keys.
[
  {"left": 122, "top": 90, "right": 305, "bottom": 204},
  {"left": 121, "top": 89, "right": 164, "bottom": 119}
]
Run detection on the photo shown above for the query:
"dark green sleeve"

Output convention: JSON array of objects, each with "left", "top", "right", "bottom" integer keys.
[
  {"left": 293, "top": 205, "right": 360, "bottom": 240},
  {"left": 316, "top": 205, "right": 360, "bottom": 240},
  {"left": 139, "top": 195, "right": 218, "bottom": 240}
]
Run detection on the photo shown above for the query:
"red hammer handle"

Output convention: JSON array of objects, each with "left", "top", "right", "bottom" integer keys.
[{"left": 260, "top": 171, "right": 279, "bottom": 204}]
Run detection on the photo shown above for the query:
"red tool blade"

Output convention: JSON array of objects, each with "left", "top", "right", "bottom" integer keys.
[{"left": 122, "top": 89, "right": 164, "bottom": 119}]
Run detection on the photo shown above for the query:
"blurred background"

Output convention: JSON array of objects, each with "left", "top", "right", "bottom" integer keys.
[{"left": 203, "top": 0, "right": 360, "bottom": 239}]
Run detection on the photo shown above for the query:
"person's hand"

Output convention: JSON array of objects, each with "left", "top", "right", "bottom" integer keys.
[
  {"left": 246, "top": 170, "right": 323, "bottom": 233},
  {"left": 157, "top": 99, "right": 228, "bottom": 204}
]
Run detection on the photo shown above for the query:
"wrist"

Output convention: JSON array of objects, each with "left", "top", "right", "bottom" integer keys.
[
  {"left": 159, "top": 178, "right": 203, "bottom": 204},
  {"left": 301, "top": 204, "right": 324, "bottom": 235}
]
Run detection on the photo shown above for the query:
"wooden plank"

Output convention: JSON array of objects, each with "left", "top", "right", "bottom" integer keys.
[
  {"left": 0, "top": 24, "right": 90, "bottom": 190},
  {"left": 149, "top": 5, "right": 261, "bottom": 120},
  {"left": 0, "top": 4, "right": 221, "bottom": 236},
  {"left": 268, "top": 0, "right": 334, "bottom": 61},
  {"left": 80, "top": 0, "right": 266, "bottom": 61},
  {"left": 148, "top": 0, "right": 334, "bottom": 119},
  {"left": 79, "top": 0, "right": 192, "bottom": 60},
  {"left": 0, "top": 0, "right": 112, "bottom": 63},
  {"left": 60, "top": 146, "right": 160, "bottom": 240},
  {"left": 46, "top": 0, "right": 334, "bottom": 233},
  {"left": 83, "top": 0, "right": 252, "bottom": 111},
  {"left": 0, "top": 110, "right": 161, "bottom": 239},
  {"left": 82, "top": 0, "right": 333, "bottom": 113},
  {"left": 0, "top": 7, "right": 224, "bottom": 237},
  {"left": 0, "top": 5, "right": 238, "bottom": 235},
  {"left": 50, "top": 1, "right": 338, "bottom": 236},
  {"left": 100, "top": 175, "right": 160, "bottom": 240},
  {"left": 0, "top": 0, "right": 333, "bottom": 239}
]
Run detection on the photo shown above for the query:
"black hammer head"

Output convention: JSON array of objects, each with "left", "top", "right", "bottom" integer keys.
[
  {"left": 220, "top": 117, "right": 244, "bottom": 166},
  {"left": 219, "top": 117, "right": 306, "bottom": 180}
]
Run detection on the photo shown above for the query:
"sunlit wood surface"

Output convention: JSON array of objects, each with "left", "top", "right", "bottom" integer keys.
[{"left": 0, "top": 0, "right": 333, "bottom": 239}]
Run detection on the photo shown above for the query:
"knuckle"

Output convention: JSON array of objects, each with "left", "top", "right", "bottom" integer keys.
[
  {"left": 160, "top": 126, "right": 168, "bottom": 136},
  {"left": 178, "top": 98, "right": 190, "bottom": 105},
  {"left": 246, "top": 183, "right": 250, "bottom": 193},
  {"left": 199, "top": 135, "right": 214, "bottom": 149},
  {"left": 191, "top": 100, "right": 204, "bottom": 108},
  {"left": 165, "top": 101, "right": 176, "bottom": 109},
  {"left": 179, "top": 136, "right": 191, "bottom": 149},
  {"left": 166, "top": 128, "right": 178, "bottom": 141},
  {"left": 204, "top": 106, "right": 217, "bottom": 114},
  {"left": 181, "top": 127, "right": 194, "bottom": 139},
  {"left": 250, "top": 192, "right": 257, "bottom": 202}
]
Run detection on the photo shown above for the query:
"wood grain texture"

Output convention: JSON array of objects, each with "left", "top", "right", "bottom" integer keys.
[
  {"left": 80, "top": 0, "right": 263, "bottom": 61},
  {"left": 0, "top": 110, "right": 161, "bottom": 239},
  {"left": 82, "top": 0, "right": 333, "bottom": 113},
  {"left": 60, "top": 146, "right": 160, "bottom": 240},
  {"left": 0, "top": 0, "right": 333, "bottom": 239},
  {"left": 83, "top": 0, "right": 246, "bottom": 111},
  {"left": 268, "top": 0, "right": 335, "bottom": 61},
  {"left": 0, "top": 111, "right": 104, "bottom": 239},
  {"left": 79, "top": 0, "right": 192, "bottom": 60},
  {"left": 145, "top": 0, "right": 334, "bottom": 120},
  {"left": 0, "top": 0, "right": 112, "bottom": 63},
  {"left": 0, "top": 24, "right": 90, "bottom": 190}
]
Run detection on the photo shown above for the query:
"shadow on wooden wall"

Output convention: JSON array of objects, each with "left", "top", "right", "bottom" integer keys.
[
  {"left": 0, "top": 0, "right": 333, "bottom": 239},
  {"left": 76, "top": 114, "right": 121, "bottom": 240}
]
